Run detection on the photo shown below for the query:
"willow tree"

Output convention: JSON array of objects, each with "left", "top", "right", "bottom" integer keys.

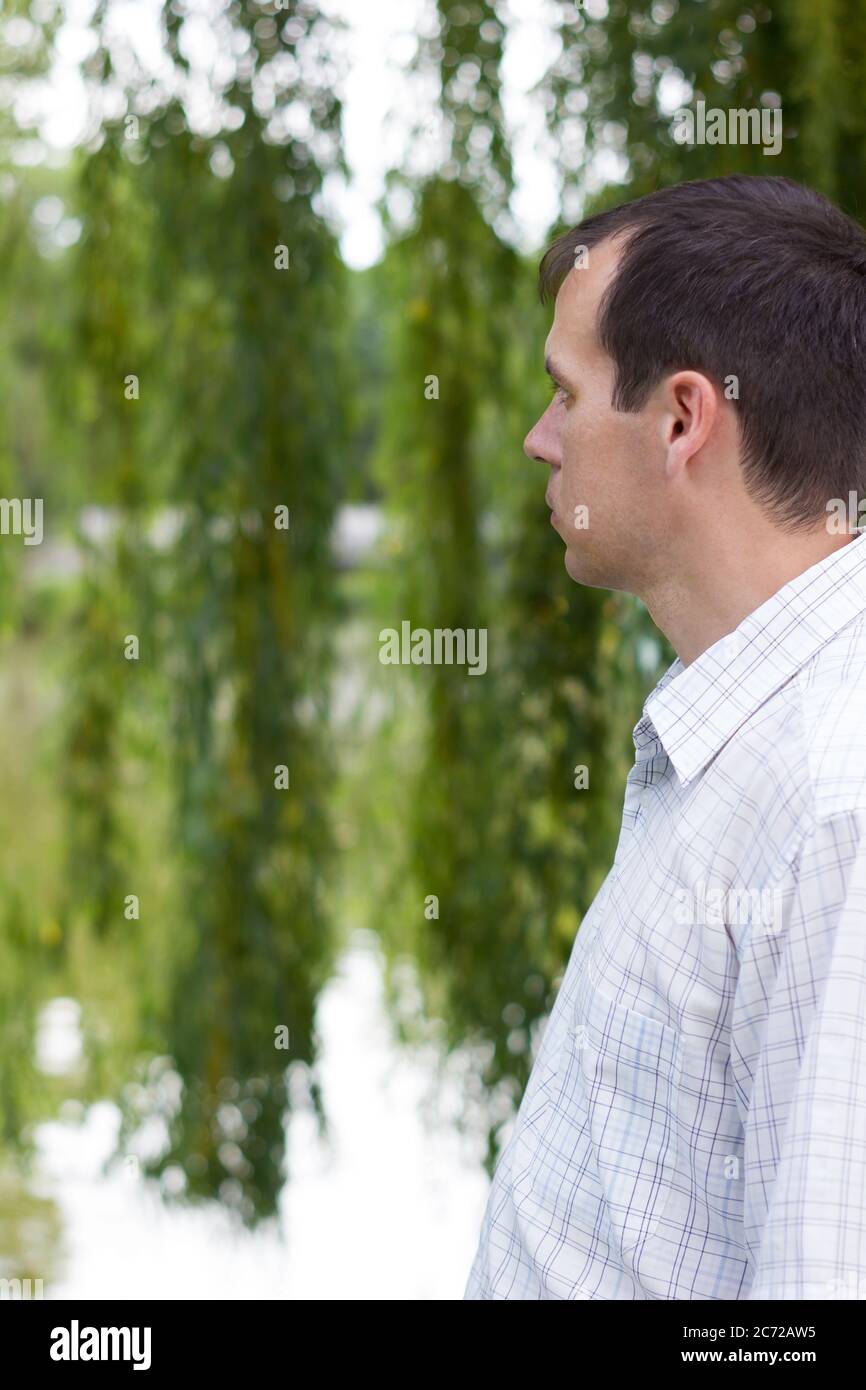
[
  {"left": 62, "top": 136, "right": 157, "bottom": 974},
  {"left": 369, "top": 2, "right": 656, "bottom": 1172},
  {"left": 369, "top": 3, "right": 512, "bottom": 1081},
  {"left": 541, "top": 0, "right": 866, "bottom": 210},
  {"left": 54, "top": 0, "right": 350, "bottom": 1223},
  {"left": 0, "top": 0, "right": 84, "bottom": 1167},
  {"left": 136, "top": 0, "right": 348, "bottom": 1224}
]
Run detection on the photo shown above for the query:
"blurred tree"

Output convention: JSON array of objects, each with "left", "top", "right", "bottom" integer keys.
[
  {"left": 62, "top": 137, "right": 155, "bottom": 948},
  {"left": 5, "top": 0, "right": 864, "bottom": 1229},
  {"left": 541, "top": 0, "right": 866, "bottom": 210},
  {"left": 371, "top": 1, "right": 660, "bottom": 1172},
  {"left": 132, "top": 0, "right": 348, "bottom": 1222},
  {"left": 0, "top": 0, "right": 73, "bottom": 1174},
  {"left": 51, "top": 0, "right": 350, "bottom": 1222}
]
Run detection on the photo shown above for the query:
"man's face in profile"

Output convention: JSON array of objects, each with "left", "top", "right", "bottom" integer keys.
[{"left": 524, "top": 236, "right": 669, "bottom": 596}]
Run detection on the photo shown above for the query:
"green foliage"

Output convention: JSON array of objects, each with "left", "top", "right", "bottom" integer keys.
[
  {"left": 541, "top": 0, "right": 866, "bottom": 212},
  {"left": 1, "top": 0, "right": 859, "bottom": 1237},
  {"left": 366, "top": 0, "right": 667, "bottom": 1174},
  {"left": 109, "top": 2, "right": 348, "bottom": 1221}
]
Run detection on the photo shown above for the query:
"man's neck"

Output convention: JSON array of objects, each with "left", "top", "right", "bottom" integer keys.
[{"left": 641, "top": 527, "right": 860, "bottom": 669}]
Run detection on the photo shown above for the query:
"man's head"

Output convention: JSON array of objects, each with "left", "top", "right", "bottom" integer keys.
[{"left": 526, "top": 175, "right": 866, "bottom": 602}]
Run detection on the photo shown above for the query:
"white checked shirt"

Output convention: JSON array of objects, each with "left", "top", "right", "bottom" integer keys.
[{"left": 465, "top": 529, "right": 866, "bottom": 1300}]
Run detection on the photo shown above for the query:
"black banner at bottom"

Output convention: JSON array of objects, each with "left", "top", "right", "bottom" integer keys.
[{"left": 3, "top": 1296, "right": 863, "bottom": 1371}]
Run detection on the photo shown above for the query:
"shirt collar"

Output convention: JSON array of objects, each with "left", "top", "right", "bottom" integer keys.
[{"left": 639, "top": 530, "right": 866, "bottom": 787}]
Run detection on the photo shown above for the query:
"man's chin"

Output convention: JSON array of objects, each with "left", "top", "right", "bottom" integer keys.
[{"left": 563, "top": 542, "right": 611, "bottom": 591}]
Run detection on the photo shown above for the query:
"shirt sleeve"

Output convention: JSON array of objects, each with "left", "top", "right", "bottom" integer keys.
[{"left": 735, "top": 809, "right": 866, "bottom": 1299}]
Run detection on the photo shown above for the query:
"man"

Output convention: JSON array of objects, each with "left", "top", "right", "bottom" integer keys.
[{"left": 464, "top": 175, "right": 866, "bottom": 1300}]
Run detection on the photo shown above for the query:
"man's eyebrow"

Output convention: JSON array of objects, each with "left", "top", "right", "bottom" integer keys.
[{"left": 544, "top": 354, "right": 570, "bottom": 387}]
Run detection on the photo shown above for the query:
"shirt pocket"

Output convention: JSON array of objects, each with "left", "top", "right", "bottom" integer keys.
[{"left": 565, "top": 968, "right": 682, "bottom": 1258}]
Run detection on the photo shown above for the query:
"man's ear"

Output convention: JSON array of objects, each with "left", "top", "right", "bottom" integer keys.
[{"left": 662, "top": 371, "right": 718, "bottom": 477}]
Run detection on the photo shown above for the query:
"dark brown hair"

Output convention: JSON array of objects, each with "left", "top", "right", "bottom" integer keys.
[{"left": 539, "top": 176, "right": 866, "bottom": 531}]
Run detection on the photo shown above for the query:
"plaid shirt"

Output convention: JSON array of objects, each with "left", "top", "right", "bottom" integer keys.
[{"left": 465, "top": 530, "right": 866, "bottom": 1300}]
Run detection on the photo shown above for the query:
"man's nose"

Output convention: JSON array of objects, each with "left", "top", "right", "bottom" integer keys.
[{"left": 524, "top": 415, "right": 554, "bottom": 465}]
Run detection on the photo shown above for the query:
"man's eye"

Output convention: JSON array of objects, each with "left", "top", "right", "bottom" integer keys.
[{"left": 549, "top": 382, "right": 569, "bottom": 403}]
